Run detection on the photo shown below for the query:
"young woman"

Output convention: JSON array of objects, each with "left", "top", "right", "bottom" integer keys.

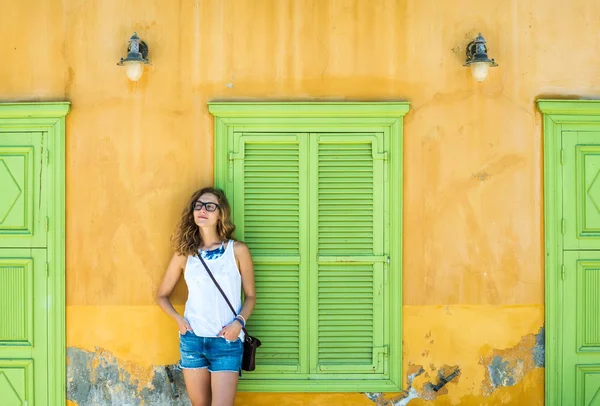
[{"left": 156, "top": 187, "right": 256, "bottom": 406}]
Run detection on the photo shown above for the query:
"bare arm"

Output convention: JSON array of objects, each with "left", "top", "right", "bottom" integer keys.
[
  {"left": 235, "top": 241, "right": 256, "bottom": 322},
  {"left": 156, "top": 253, "right": 192, "bottom": 334}
]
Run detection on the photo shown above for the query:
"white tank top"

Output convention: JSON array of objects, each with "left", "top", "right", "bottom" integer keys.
[{"left": 183, "top": 240, "right": 244, "bottom": 340}]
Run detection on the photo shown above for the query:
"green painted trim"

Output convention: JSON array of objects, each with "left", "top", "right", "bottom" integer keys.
[
  {"left": 0, "top": 103, "right": 70, "bottom": 118},
  {"left": 541, "top": 110, "right": 562, "bottom": 406},
  {"left": 208, "top": 102, "right": 410, "bottom": 119},
  {"left": 0, "top": 102, "right": 70, "bottom": 406},
  {"left": 299, "top": 134, "right": 310, "bottom": 375},
  {"left": 209, "top": 102, "right": 407, "bottom": 393},
  {"left": 388, "top": 116, "right": 402, "bottom": 386},
  {"left": 237, "top": 379, "right": 402, "bottom": 392},
  {"left": 307, "top": 135, "right": 318, "bottom": 375},
  {"left": 537, "top": 98, "right": 600, "bottom": 405},
  {"left": 538, "top": 100, "right": 600, "bottom": 116},
  {"left": 214, "top": 117, "right": 229, "bottom": 192}
]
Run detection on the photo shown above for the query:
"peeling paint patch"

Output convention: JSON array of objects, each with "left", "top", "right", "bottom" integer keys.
[
  {"left": 488, "top": 355, "right": 519, "bottom": 387},
  {"left": 366, "top": 326, "right": 544, "bottom": 404},
  {"left": 67, "top": 347, "right": 189, "bottom": 405},
  {"left": 365, "top": 366, "right": 424, "bottom": 405},
  {"left": 415, "top": 364, "right": 461, "bottom": 401},
  {"left": 532, "top": 326, "right": 545, "bottom": 368},
  {"left": 481, "top": 326, "right": 545, "bottom": 395},
  {"left": 365, "top": 364, "right": 460, "bottom": 405},
  {"left": 427, "top": 365, "right": 461, "bottom": 395},
  {"left": 364, "top": 392, "right": 383, "bottom": 402}
]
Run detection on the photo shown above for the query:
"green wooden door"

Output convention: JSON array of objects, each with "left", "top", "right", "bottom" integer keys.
[
  {"left": 231, "top": 132, "right": 388, "bottom": 382},
  {"left": 0, "top": 132, "right": 49, "bottom": 405},
  {"left": 563, "top": 131, "right": 600, "bottom": 405},
  {"left": 0, "top": 249, "right": 47, "bottom": 406}
]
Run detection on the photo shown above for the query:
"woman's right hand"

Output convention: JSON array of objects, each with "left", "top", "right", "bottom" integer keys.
[{"left": 176, "top": 316, "right": 193, "bottom": 335}]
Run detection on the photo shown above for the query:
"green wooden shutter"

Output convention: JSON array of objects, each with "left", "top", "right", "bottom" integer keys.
[
  {"left": 232, "top": 133, "right": 308, "bottom": 375},
  {"left": 309, "top": 133, "right": 387, "bottom": 375},
  {"left": 230, "top": 132, "right": 388, "bottom": 380}
]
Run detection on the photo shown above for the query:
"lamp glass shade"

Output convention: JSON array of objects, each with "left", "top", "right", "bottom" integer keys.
[
  {"left": 125, "top": 61, "right": 144, "bottom": 81},
  {"left": 470, "top": 62, "right": 489, "bottom": 82}
]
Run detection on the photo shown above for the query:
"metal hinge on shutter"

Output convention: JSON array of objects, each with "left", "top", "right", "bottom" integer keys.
[
  {"left": 561, "top": 219, "right": 565, "bottom": 235},
  {"left": 372, "top": 345, "right": 388, "bottom": 369},
  {"left": 373, "top": 151, "right": 388, "bottom": 161},
  {"left": 375, "top": 345, "right": 388, "bottom": 357},
  {"left": 46, "top": 216, "right": 49, "bottom": 232},
  {"left": 46, "top": 262, "right": 49, "bottom": 278},
  {"left": 561, "top": 264, "right": 565, "bottom": 281},
  {"left": 383, "top": 256, "right": 390, "bottom": 285}
]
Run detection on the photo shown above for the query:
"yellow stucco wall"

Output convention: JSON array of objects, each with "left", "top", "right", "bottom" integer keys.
[{"left": 4, "top": 0, "right": 599, "bottom": 404}]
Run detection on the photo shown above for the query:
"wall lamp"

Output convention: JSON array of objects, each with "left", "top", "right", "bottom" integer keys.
[
  {"left": 117, "top": 32, "right": 151, "bottom": 82},
  {"left": 464, "top": 33, "right": 497, "bottom": 82}
]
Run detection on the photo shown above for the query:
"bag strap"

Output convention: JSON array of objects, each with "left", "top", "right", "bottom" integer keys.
[{"left": 197, "top": 249, "right": 248, "bottom": 336}]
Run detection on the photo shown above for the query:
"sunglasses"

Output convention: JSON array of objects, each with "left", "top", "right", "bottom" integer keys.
[{"left": 192, "top": 201, "right": 220, "bottom": 212}]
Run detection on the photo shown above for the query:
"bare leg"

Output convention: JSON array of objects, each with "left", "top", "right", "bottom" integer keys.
[
  {"left": 210, "top": 372, "right": 239, "bottom": 406},
  {"left": 183, "top": 368, "right": 211, "bottom": 406}
]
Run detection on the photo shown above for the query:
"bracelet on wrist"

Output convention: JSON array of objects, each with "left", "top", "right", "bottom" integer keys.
[{"left": 234, "top": 315, "right": 245, "bottom": 328}]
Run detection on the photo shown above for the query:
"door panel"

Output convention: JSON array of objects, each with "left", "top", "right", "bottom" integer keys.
[
  {"left": 0, "top": 132, "right": 46, "bottom": 248},
  {"left": 563, "top": 251, "right": 600, "bottom": 405},
  {"left": 0, "top": 249, "right": 47, "bottom": 405},
  {"left": 0, "top": 359, "right": 33, "bottom": 406},
  {"left": 563, "top": 132, "right": 600, "bottom": 250}
]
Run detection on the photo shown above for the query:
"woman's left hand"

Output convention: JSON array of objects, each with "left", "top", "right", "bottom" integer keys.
[{"left": 218, "top": 320, "right": 243, "bottom": 341}]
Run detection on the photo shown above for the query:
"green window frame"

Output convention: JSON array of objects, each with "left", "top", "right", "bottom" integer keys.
[{"left": 209, "top": 102, "right": 408, "bottom": 392}]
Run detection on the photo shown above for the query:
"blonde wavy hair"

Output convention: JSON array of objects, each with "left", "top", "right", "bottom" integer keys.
[{"left": 171, "top": 187, "right": 236, "bottom": 256}]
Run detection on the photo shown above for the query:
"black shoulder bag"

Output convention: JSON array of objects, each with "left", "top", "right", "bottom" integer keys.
[{"left": 197, "top": 253, "right": 261, "bottom": 372}]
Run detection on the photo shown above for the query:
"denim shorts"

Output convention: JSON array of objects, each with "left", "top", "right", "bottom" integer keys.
[{"left": 178, "top": 332, "right": 243, "bottom": 373}]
